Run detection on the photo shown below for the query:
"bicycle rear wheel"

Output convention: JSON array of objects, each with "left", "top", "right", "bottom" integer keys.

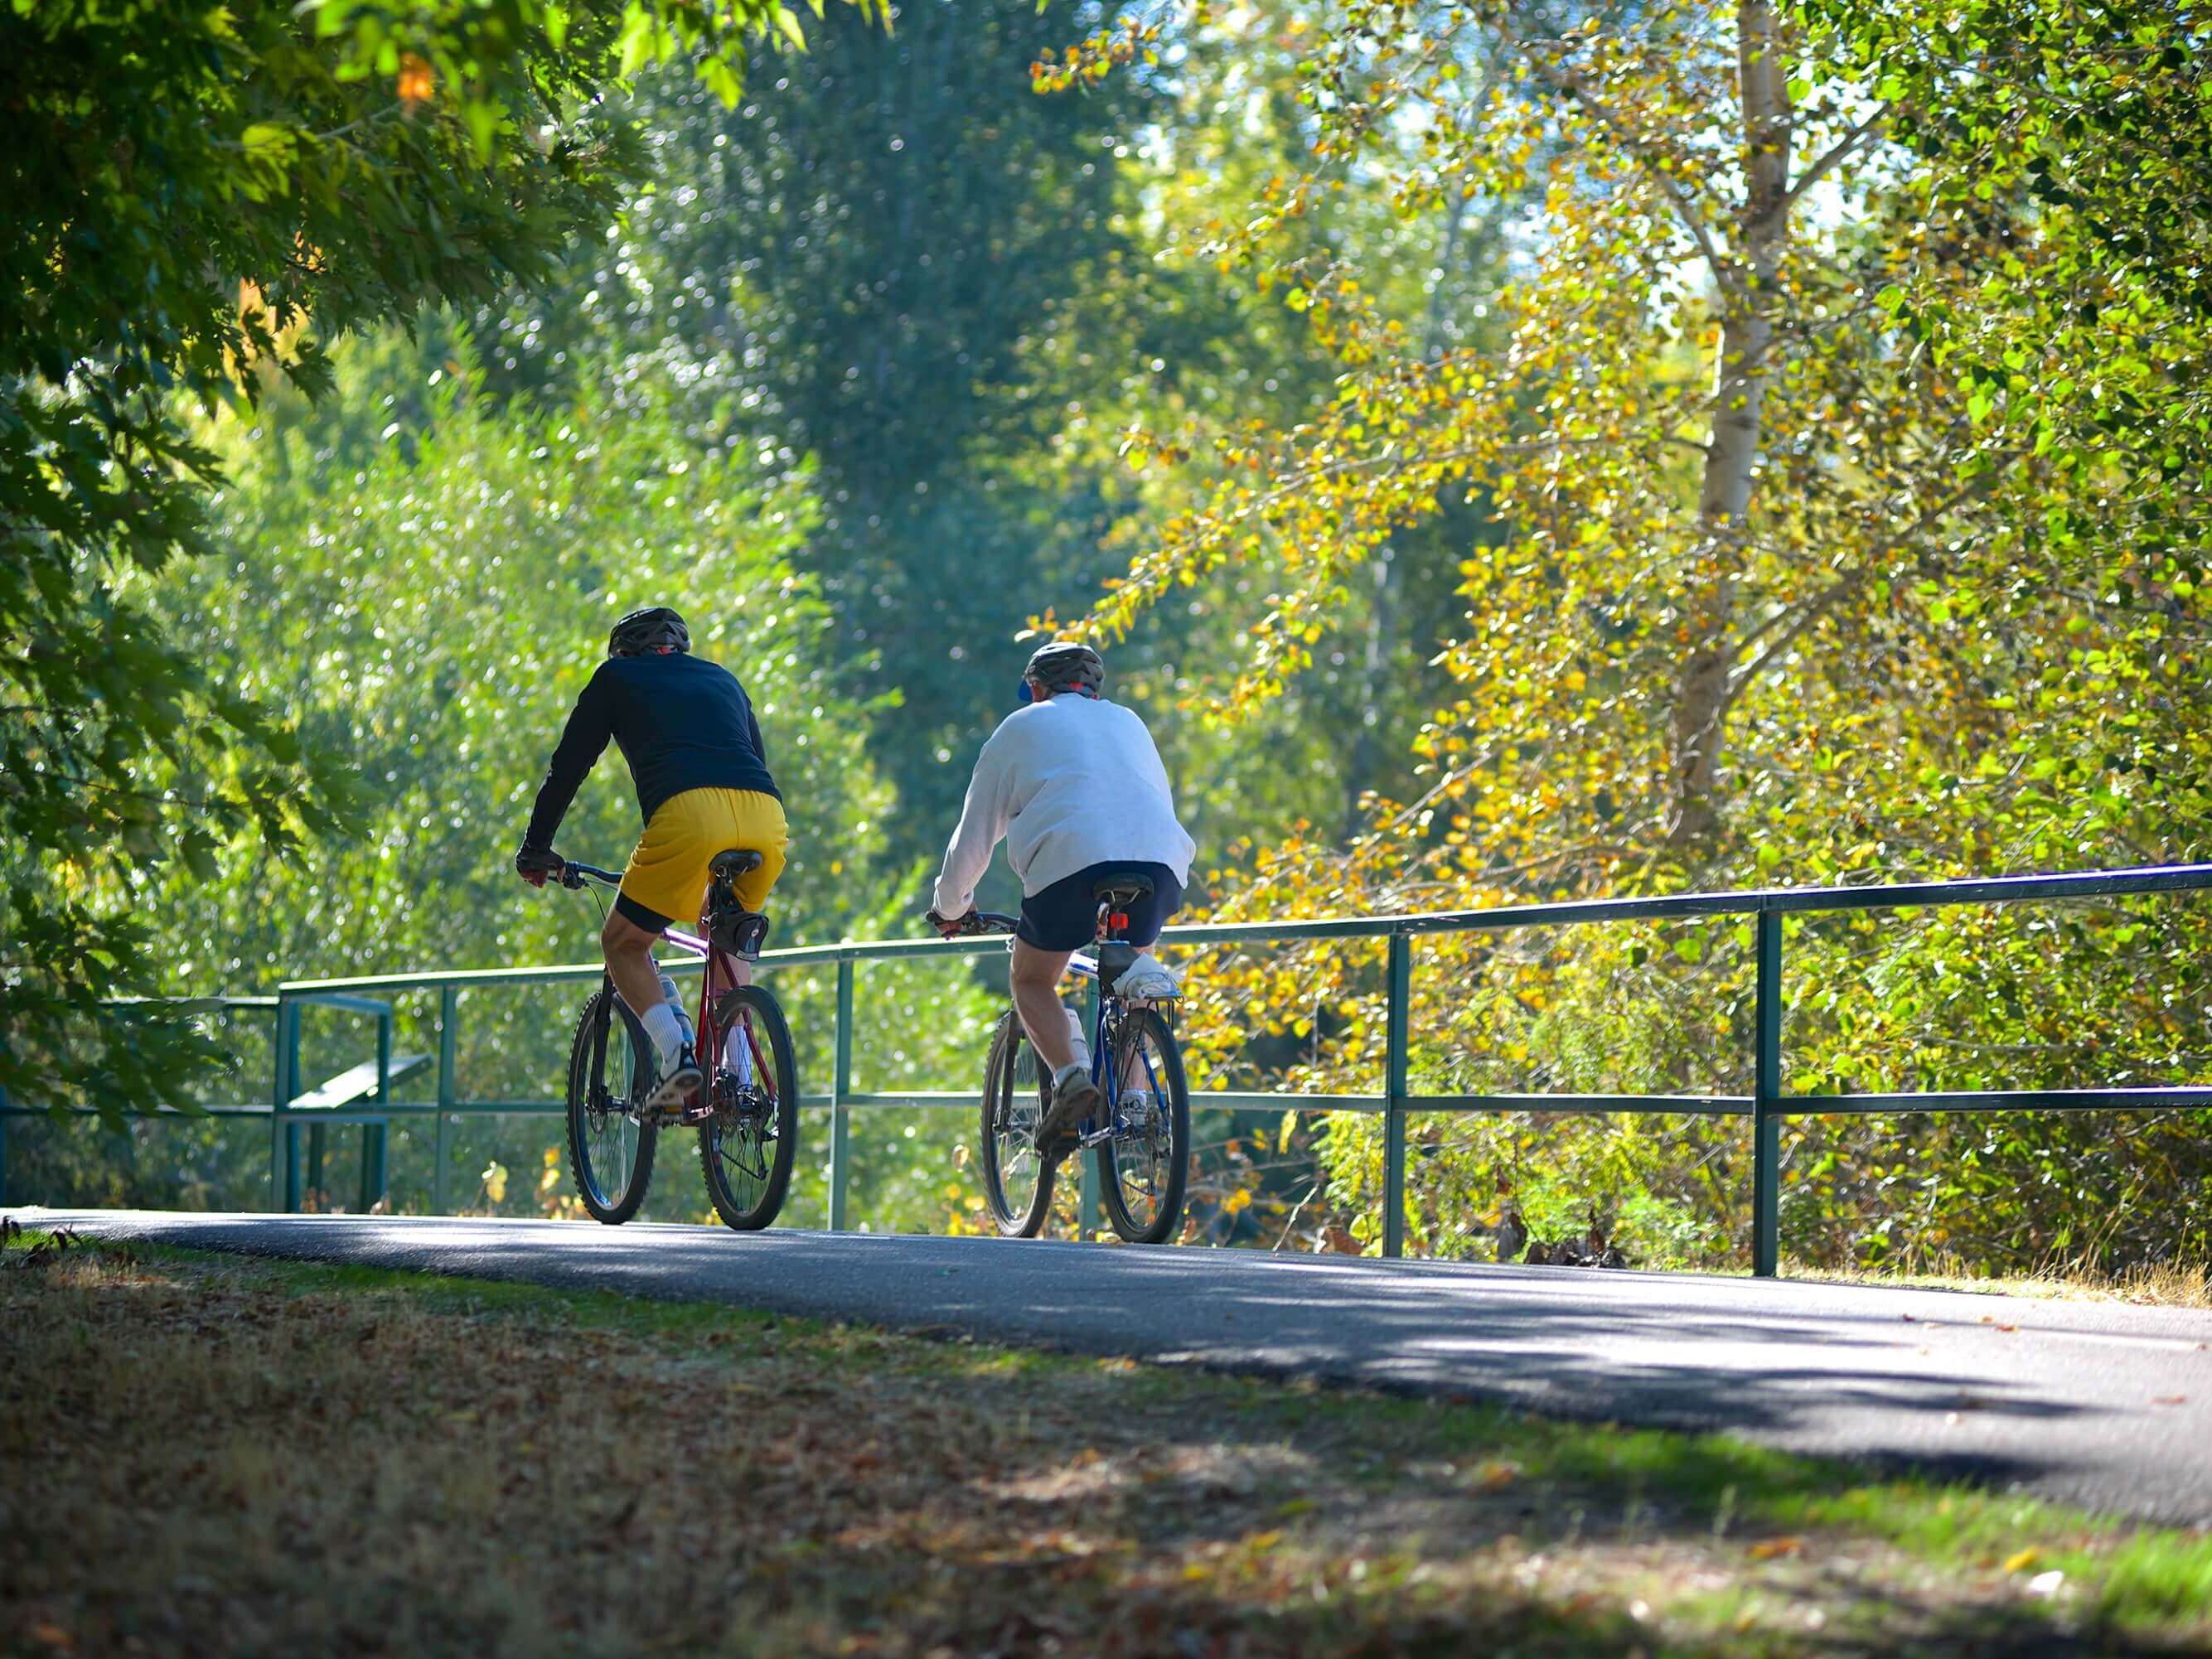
[
  {"left": 699, "top": 984, "right": 799, "bottom": 1231},
  {"left": 978, "top": 1009, "right": 1054, "bottom": 1236},
  {"left": 1097, "top": 1005, "right": 1190, "bottom": 1245},
  {"left": 565, "top": 986, "right": 659, "bottom": 1224}
]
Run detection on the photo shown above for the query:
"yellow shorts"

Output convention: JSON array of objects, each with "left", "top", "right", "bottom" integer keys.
[{"left": 618, "top": 788, "right": 787, "bottom": 929}]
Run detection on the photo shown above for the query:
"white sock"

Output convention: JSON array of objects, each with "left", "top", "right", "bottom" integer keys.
[
  {"left": 641, "top": 1001, "right": 687, "bottom": 1072},
  {"left": 1054, "top": 1062, "right": 1091, "bottom": 1093},
  {"left": 1062, "top": 1006, "right": 1091, "bottom": 1070},
  {"left": 722, "top": 1023, "right": 754, "bottom": 1086}
]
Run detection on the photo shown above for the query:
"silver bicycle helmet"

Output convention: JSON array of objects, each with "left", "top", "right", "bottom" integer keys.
[{"left": 1023, "top": 639, "right": 1104, "bottom": 697}]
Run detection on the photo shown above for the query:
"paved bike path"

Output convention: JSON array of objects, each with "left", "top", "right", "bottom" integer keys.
[{"left": 22, "top": 1208, "right": 2212, "bottom": 1528}]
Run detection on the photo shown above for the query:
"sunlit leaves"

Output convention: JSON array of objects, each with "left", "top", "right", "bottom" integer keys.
[
  {"left": 1038, "top": 0, "right": 2212, "bottom": 1268},
  {"left": 1, "top": 0, "right": 881, "bottom": 1115}
]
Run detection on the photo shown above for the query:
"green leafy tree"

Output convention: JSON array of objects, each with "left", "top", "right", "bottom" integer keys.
[
  {"left": 467, "top": 2, "right": 1190, "bottom": 850},
  {"left": 1051, "top": 0, "right": 2212, "bottom": 1270},
  {"left": 1, "top": 0, "right": 875, "bottom": 1121}
]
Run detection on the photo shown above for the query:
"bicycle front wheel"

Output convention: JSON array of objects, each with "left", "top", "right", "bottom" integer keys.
[
  {"left": 979, "top": 1009, "right": 1054, "bottom": 1237},
  {"left": 699, "top": 984, "right": 799, "bottom": 1231},
  {"left": 1098, "top": 1006, "right": 1190, "bottom": 1245},
  {"left": 565, "top": 986, "right": 659, "bottom": 1224}
]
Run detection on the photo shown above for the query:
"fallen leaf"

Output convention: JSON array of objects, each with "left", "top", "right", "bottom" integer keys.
[
  {"left": 1748, "top": 1536, "right": 1803, "bottom": 1560},
  {"left": 2003, "top": 1547, "right": 2040, "bottom": 1573},
  {"left": 2026, "top": 1570, "right": 2065, "bottom": 1598}
]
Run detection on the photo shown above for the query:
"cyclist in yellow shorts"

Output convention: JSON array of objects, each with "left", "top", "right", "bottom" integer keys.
[{"left": 515, "top": 607, "right": 787, "bottom": 1111}]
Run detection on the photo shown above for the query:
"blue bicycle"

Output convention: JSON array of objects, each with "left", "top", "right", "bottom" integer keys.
[{"left": 956, "top": 878, "right": 1191, "bottom": 1244}]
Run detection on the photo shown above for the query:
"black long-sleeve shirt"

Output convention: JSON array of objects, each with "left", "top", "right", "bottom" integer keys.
[{"left": 522, "top": 653, "right": 778, "bottom": 851}]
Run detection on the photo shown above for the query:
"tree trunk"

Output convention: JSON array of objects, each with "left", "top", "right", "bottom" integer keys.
[{"left": 1666, "top": 0, "right": 1790, "bottom": 853}]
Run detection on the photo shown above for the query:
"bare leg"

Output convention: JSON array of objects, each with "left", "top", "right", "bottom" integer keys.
[
  {"left": 601, "top": 907, "right": 671, "bottom": 1024},
  {"left": 1009, "top": 940, "right": 1077, "bottom": 1072}
]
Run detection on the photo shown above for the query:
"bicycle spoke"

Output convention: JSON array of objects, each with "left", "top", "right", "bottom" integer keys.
[
  {"left": 980, "top": 1013, "right": 1053, "bottom": 1235},
  {"left": 568, "top": 989, "right": 656, "bottom": 1223},
  {"left": 699, "top": 990, "right": 798, "bottom": 1231},
  {"left": 1107, "top": 1013, "right": 1180, "bottom": 1235}
]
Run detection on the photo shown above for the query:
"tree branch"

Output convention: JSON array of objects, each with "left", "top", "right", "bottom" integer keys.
[
  {"left": 1494, "top": 11, "right": 1741, "bottom": 296},
  {"left": 1786, "top": 109, "right": 1885, "bottom": 206},
  {"left": 1719, "top": 476, "right": 1988, "bottom": 711}
]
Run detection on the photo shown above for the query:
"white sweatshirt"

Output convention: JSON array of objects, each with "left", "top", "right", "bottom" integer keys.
[{"left": 932, "top": 694, "right": 1196, "bottom": 916}]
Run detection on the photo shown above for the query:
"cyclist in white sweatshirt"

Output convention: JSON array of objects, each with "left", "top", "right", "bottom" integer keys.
[{"left": 928, "top": 641, "right": 1194, "bottom": 1164}]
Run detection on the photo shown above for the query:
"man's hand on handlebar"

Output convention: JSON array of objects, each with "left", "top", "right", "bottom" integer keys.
[
  {"left": 515, "top": 845, "right": 565, "bottom": 889},
  {"left": 926, "top": 906, "right": 980, "bottom": 940}
]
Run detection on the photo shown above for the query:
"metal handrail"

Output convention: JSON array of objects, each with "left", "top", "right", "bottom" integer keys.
[
  {"left": 269, "top": 860, "right": 2212, "bottom": 990},
  {"left": 9, "top": 860, "right": 2211, "bottom": 1272}
]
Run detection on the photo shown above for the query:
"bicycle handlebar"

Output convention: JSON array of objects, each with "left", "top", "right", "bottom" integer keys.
[
  {"left": 558, "top": 860, "right": 625, "bottom": 891},
  {"left": 931, "top": 909, "right": 1019, "bottom": 937}
]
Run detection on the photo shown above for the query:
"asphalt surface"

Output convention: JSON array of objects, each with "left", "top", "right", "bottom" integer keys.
[{"left": 22, "top": 1207, "right": 2212, "bottom": 1528}]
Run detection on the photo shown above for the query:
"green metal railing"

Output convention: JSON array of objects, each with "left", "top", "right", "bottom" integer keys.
[{"left": 8, "top": 860, "right": 2212, "bottom": 1274}]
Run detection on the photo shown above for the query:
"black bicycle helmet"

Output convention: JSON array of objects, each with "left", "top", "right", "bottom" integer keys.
[
  {"left": 1023, "top": 639, "right": 1105, "bottom": 697},
  {"left": 608, "top": 607, "right": 690, "bottom": 657}
]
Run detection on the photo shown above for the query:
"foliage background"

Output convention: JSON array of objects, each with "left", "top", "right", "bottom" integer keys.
[{"left": 8, "top": 0, "right": 2208, "bottom": 1276}]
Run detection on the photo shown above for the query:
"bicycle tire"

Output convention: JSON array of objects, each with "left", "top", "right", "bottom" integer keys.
[
  {"left": 1097, "top": 1006, "right": 1190, "bottom": 1245},
  {"left": 564, "top": 986, "right": 659, "bottom": 1224},
  {"left": 978, "top": 1008, "right": 1055, "bottom": 1237},
  {"left": 698, "top": 984, "right": 800, "bottom": 1231}
]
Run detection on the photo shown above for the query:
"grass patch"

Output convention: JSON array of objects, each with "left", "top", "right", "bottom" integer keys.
[
  {"left": 1784, "top": 1255, "right": 2212, "bottom": 1309},
  {"left": 2, "top": 1227, "right": 2208, "bottom": 1657}
]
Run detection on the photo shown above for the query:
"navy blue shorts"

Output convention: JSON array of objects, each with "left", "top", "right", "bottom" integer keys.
[{"left": 1017, "top": 862, "right": 1183, "bottom": 954}]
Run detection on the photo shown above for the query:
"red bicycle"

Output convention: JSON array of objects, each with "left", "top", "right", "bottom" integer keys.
[{"left": 553, "top": 852, "right": 797, "bottom": 1230}]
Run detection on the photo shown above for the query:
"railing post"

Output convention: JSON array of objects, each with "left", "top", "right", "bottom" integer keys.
[
  {"left": 829, "top": 958, "right": 854, "bottom": 1231},
  {"left": 270, "top": 995, "right": 300, "bottom": 1212},
  {"left": 358, "top": 1008, "right": 392, "bottom": 1213},
  {"left": 433, "top": 986, "right": 457, "bottom": 1216},
  {"left": 1752, "top": 907, "right": 1784, "bottom": 1278},
  {"left": 1382, "top": 931, "right": 1411, "bottom": 1259}
]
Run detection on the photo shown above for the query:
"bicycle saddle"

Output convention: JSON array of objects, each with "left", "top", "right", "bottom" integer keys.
[
  {"left": 1090, "top": 873, "right": 1155, "bottom": 907},
  {"left": 710, "top": 849, "right": 765, "bottom": 883}
]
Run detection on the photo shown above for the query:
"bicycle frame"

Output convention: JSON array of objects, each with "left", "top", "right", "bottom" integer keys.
[
  {"left": 971, "top": 902, "right": 1168, "bottom": 1149},
  {"left": 563, "top": 862, "right": 771, "bottom": 1107}
]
